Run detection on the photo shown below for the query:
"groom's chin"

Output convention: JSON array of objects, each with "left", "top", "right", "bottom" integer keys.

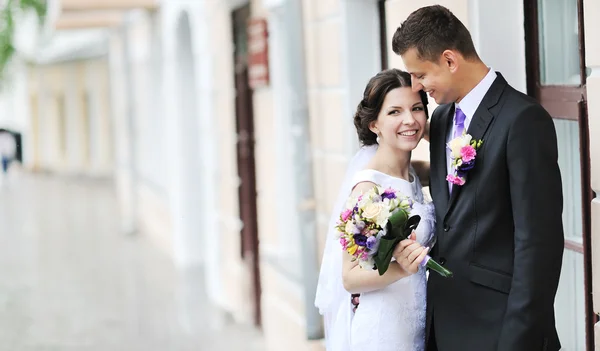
[{"left": 431, "top": 96, "right": 448, "bottom": 105}]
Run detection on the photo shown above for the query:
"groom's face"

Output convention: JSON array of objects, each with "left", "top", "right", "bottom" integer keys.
[{"left": 401, "top": 48, "right": 455, "bottom": 104}]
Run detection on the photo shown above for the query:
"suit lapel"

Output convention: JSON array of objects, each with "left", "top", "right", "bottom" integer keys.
[
  {"left": 432, "top": 104, "right": 454, "bottom": 214},
  {"left": 443, "top": 73, "right": 508, "bottom": 221}
]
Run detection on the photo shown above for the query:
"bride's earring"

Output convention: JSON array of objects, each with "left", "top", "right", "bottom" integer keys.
[{"left": 376, "top": 132, "right": 381, "bottom": 144}]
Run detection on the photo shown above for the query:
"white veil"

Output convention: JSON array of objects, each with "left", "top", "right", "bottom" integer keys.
[{"left": 314, "top": 144, "right": 378, "bottom": 351}]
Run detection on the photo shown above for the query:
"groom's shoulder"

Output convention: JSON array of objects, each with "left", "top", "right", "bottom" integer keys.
[
  {"left": 499, "top": 82, "right": 551, "bottom": 120},
  {"left": 490, "top": 81, "right": 552, "bottom": 128}
]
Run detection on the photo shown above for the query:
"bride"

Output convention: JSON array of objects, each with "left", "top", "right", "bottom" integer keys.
[{"left": 315, "top": 69, "right": 436, "bottom": 351}]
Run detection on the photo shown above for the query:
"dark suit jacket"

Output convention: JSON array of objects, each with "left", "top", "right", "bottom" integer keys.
[{"left": 427, "top": 73, "right": 564, "bottom": 351}]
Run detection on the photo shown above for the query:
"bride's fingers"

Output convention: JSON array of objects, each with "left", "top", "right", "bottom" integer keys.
[
  {"left": 397, "top": 238, "right": 416, "bottom": 250},
  {"left": 398, "top": 242, "right": 422, "bottom": 261},
  {"left": 409, "top": 249, "right": 429, "bottom": 272},
  {"left": 407, "top": 246, "right": 425, "bottom": 264},
  {"left": 393, "top": 239, "right": 419, "bottom": 259}
]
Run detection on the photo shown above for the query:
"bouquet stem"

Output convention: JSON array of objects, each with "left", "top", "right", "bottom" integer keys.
[{"left": 422, "top": 256, "right": 453, "bottom": 278}]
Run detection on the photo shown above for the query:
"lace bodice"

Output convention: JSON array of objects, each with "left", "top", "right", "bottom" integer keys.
[{"left": 348, "top": 168, "right": 436, "bottom": 351}]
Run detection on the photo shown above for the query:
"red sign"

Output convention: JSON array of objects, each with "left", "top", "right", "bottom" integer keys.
[{"left": 247, "top": 18, "right": 269, "bottom": 89}]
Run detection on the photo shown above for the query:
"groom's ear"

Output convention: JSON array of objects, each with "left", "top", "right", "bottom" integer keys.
[{"left": 441, "top": 50, "right": 459, "bottom": 73}]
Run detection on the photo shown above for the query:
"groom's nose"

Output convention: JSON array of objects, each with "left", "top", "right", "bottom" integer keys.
[{"left": 412, "top": 80, "right": 423, "bottom": 92}]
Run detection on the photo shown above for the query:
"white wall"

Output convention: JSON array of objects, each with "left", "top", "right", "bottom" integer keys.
[
  {"left": 341, "top": 0, "right": 382, "bottom": 154},
  {"left": 469, "top": 0, "right": 527, "bottom": 93},
  {"left": 160, "top": 0, "right": 222, "bottom": 303}
]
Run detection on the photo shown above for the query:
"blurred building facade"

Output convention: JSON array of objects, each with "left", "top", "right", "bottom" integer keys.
[{"left": 2, "top": 0, "right": 600, "bottom": 350}]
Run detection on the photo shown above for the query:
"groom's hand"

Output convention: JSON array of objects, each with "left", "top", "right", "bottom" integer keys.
[{"left": 393, "top": 232, "right": 429, "bottom": 275}]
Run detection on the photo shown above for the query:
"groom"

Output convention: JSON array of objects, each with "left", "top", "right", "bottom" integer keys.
[{"left": 392, "top": 5, "right": 564, "bottom": 351}]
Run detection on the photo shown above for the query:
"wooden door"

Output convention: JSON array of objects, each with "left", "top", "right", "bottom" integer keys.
[
  {"left": 233, "top": 4, "right": 262, "bottom": 327},
  {"left": 524, "top": 0, "right": 595, "bottom": 349}
]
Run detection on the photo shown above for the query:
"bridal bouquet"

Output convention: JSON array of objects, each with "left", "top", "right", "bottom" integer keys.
[{"left": 336, "top": 186, "right": 453, "bottom": 278}]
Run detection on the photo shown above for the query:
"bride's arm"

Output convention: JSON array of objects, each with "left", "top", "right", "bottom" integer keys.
[
  {"left": 342, "top": 254, "right": 410, "bottom": 294},
  {"left": 340, "top": 182, "right": 424, "bottom": 294}
]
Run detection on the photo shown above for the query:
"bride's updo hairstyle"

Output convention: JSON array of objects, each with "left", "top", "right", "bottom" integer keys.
[{"left": 353, "top": 69, "right": 429, "bottom": 146}]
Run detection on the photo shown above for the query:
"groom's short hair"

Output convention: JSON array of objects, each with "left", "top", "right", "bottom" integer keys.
[{"left": 392, "top": 5, "right": 479, "bottom": 62}]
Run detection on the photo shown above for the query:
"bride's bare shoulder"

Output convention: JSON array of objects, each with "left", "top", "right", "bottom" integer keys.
[{"left": 350, "top": 181, "right": 378, "bottom": 197}]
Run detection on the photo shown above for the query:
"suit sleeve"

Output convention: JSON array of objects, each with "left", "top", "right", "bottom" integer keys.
[{"left": 498, "top": 105, "right": 564, "bottom": 350}]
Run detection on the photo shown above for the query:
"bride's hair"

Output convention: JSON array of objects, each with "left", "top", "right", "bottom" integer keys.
[{"left": 353, "top": 69, "right": 428, "bottom": 146}]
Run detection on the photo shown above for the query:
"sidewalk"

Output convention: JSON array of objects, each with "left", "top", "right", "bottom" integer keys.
[{"left": 0, "top": 172, "right": 265, "bottom": 351}]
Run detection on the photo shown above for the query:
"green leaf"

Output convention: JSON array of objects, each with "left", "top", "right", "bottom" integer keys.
[
  {"left": 426, "top": 259, "right": 454, "bottom": 278},
  {"left": 0, "top": 0, "right": 47, "bottom": 80},
  {"left": 373, "top": 213, "right": 420, "bottom": 276},
  {"left": 386, "top": 208, "right": 408, "bottom": 230}
]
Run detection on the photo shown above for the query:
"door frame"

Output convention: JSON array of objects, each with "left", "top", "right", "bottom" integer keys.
[
  {"left": 524, "top": 0, "right": 595, "bottom": 348},
  {"left": 232, "top": 4, "right": 262, "bottom": 327}
]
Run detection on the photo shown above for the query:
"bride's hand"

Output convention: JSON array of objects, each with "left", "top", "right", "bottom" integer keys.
[{"left": 393, "top": 232, "right": 429, "bottom": 275}]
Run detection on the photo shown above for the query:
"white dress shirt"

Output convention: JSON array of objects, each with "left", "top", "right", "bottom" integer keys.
[{"left": 446, "top": 68, "right": 498, "bottom": 192}]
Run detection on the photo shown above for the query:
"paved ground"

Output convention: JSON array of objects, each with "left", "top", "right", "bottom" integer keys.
[{"left": 0, "top": 172, "right": 265, "bottom": 351}]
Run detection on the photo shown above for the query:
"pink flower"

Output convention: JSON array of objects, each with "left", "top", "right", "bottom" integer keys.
[
  {"left": 446, "top": 174, "right": 466, "bottom": 186},
  {"left": 340, "top": 238, "right": 348, "bottom": 249},
  {"left": 341, "top": 209, "right": 353, "bottom": 221},
  {"left": 460, "top": 145, "right": 477, "bottom": 163}
]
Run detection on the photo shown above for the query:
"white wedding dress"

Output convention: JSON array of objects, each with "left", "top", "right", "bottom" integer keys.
[
  {"left": 315, "top": 145, "right": 436, "bottom": 351},
  {"left": 347, "top": 169, "right": 435, "bottom": 351}
]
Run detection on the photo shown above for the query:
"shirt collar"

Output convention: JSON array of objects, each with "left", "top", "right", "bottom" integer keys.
[{"left": 455, "top": 68, "right": 497, "bottom": 121}]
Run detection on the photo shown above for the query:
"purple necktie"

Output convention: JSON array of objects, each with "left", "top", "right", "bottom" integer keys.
[
  {"left": 454, "top": 107, "right": 466, "bottom": 138},
  {"left": 449, "top": 107, "right": 466, "bottom": 194}
]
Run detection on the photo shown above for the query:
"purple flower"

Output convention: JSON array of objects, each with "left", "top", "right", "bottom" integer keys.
[
  {"left": 456, "top": 170, "right": 468, "bottom": 179},
  {"left": 366, "top": 236, "right": 377, "bottom": 250},
  {"left": 382, "top": 188, "right": 397, "bottom": 200},
  {"left": 458, "top": 160, "right": 475, "bottom": 172},
  {"left": 353, "top": 234, "right": 368, "bottom": 247}
]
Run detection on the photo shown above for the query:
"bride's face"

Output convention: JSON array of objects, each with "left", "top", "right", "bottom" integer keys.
[{"left": 370, "top": 87, "right": 427, "bottom": 152}]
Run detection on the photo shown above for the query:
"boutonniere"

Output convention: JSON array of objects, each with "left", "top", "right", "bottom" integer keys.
[{"left": 446, "top": 133, "right": 483, "bottom": 186}]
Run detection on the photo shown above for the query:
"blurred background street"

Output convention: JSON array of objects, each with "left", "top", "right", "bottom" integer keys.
[{"left": 0, "top": 172, "right": 264, "bottom": 351}]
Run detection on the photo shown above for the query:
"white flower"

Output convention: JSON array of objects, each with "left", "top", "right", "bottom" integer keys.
[
  {"left": 358, "top": 257, "right": 375, "bottom": 270},
  {"left": 357, "top": 194, "right": 370, "bottom": 208},
  {"left": 345, "top": 196, "right": 357, "bottom": 209},
  {"left": 345, "top": 221, "right": 357, "bottom": 235},
  {"left": 375, "top": 206, "right": 391, "bottom": 228},
  {"left": 400, "top": 198, "right": 411, "bottom": 209},
  {"left": 448, "top": 134, "right": 472, "bottom": 159},
  {"left": 363, "top": 202, "right": 383, "bottom": 220}
]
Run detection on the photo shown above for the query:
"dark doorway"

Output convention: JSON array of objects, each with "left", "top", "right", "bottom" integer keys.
[
  {"left": 0, "top": 128, "right": 22, "bottom": 163},
  {"left": 232, "top": 4, "right": 262, "bottom": 327}
]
